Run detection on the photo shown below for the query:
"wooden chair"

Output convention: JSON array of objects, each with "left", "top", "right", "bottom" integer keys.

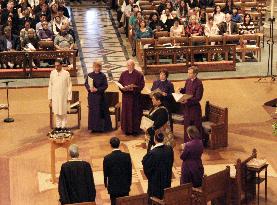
[
  {"left": 241, "top": 33, "right": 261, "bottom": 62},
  {"left": 171, "top": 102, "right": 185, "bottom": 131},
  {"left": 151, "top": 183, "right": 193, "bottom": 205},
  {"left": 155, "top": 31, "right": 169, "bottom": 38},
  {"left": 64, "top": 202, "right": 96, "bottom": 205},
  {"left": 202, "top": 101, "right": 228, "bottom": 149},
  {"left": 231, "top": 149, "right": 257, "bottom": 205},
  {"left": 193, "top": 166, "right": 231, "bottom": 205},
  {"left": 105, "top": 91, "right": 120, "bottom": 130},
  {"left": 50, "top": 91, "right": 81, "bottom": 129},
  {"left": 116, "top": 193, "right": 148, "bottom": 205}
]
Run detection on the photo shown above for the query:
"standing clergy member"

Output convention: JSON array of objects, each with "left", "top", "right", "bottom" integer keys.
[
  {"left": 118, "top": 59, "right": 145, "bottom": 135},
  {"left": 58, "top": 144, "right": 96, "bottom": 204},
  {"left": 103, "top": 137, "right": 132, "bottom": 205},
  {"left": 142, "top": 133, "right": 174, "bottom": 200},
  {"left": 84, "top": 61, "right": 112, "bottom": 132},
  {"left": 151, "top": 69, "right": 175, "bottom": 130},
  {"left": 179, "top": 66, "right": 204, "bottom": 143},
  {"left": 48, "top": 58, "right": 72, "bottom": 131}
]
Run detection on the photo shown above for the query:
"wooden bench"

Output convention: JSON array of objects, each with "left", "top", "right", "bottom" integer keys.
[
  {"left": 0, "top": 50, "right": 77, "bottom": 79},
  {"left": 192, "top": 166, "right": 231, "bottom": 205},
  {"left": 231, "top": 148, "right": 257, "bottom": 205},
  {"left": 138, "top": 44, "right": 236, "bottom": 74}
]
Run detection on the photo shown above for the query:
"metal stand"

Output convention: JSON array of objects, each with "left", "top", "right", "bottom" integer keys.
[
  {"left": 258, "top": 17, "right": 276, "bottom": 81},
  {"left": 2, "top": 81, "right": 14, "bottom": 123}
]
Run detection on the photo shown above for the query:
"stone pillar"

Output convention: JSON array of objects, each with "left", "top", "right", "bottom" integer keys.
[{"left": 263, "top": 0, "right": 277, "bottom": 38}]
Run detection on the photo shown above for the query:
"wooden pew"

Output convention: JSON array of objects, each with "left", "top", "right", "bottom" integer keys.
[
  {"left": 0, "top": 50, "right": 77, "bottom": 79},
  {"left": 231, "top": 148, "right": 257, "bottom": 205}
]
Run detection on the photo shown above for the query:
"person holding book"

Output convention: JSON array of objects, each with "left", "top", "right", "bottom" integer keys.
[
  {"left": 146, "top": 92, "right": 175, "bottom": 152},
  {"left": 84, "top": 61, "right": 112, "bottom": 133},
  {"left": 118, "top": 59, "right": 145, "bottom": 135},
  {"left": 151, "top": 69, "right": 175, "bottom": 130},
  {"left": 179, "top": 66, "right": 204, "bottom": 144}
]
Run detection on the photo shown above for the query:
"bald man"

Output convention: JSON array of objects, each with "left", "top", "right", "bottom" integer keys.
[{"left": 118, "top": 59, "right": 145, "bottom": 135}]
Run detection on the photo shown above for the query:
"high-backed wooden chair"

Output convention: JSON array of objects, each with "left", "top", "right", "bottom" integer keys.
[
  {"left": 151, "top": 183, "right": 193, "bottom": 205},
  {"left": 202, "top": 101, "right": 228, "bottom": 149},
  {"left": 231, "top": 149, "right": 257, "bottom": 205},
  {"left": 105, "top": 91, "right": 120, "bottom": 130},
  {"left": 155, "top": 31, "right": 169, "bottom": 38},
  {"left": 64, "top": 202, "right": 96, "bottom": 205},
  {"left": 50, "top": 90, "right": 81, "bottom": 129},
  {"left": 193, "top": 166, "right": 231, "bottom": 205},
  {"left": 116, "top": 193, "right": 148, "bottom": 205}
]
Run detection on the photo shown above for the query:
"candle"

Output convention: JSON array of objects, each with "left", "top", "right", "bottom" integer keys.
[{"left": 271, "top": 0, "right": 274, "bottom": 19}]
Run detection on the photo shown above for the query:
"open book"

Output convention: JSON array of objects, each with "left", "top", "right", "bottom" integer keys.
[
  {"left": 70, "top": 101, "right": 80, "bottom": 109},
  {"left": 172, "top": 93, "right": 192, "bottom": 102},
  {"left": 113, "top": 81, "right": 138, "bottom": 89},
  {"left": 88, "top": 76, "right": 93, "bottom": 88},
  {"left": 140, "top": 116, "right": 154, "bottom": 131},
  {"left": 145, "top": 87, "right": 163, "bottom": 95}
]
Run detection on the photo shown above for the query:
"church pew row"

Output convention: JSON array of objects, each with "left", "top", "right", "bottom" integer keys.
[{"left": 0, "top": 50, "right": 77, "bottom": 79}]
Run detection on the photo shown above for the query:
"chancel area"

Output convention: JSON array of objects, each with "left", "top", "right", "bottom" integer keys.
[{"left": 0, "top": 0, "right": 277, "bottom": 205}]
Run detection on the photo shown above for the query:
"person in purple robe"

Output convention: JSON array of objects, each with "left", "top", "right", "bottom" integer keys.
[
  {"left": 180, "top": 126, "right": 204, "bottom": 188},
  {"left": 179, "top": 66, "right": 204, "bottom": 143},
  {"left": 85, "top": 61, "right": 112, "bottom": 132},
  {"left": 151, "top": 69, "right": 175, "bottom": 130},
  {"left": 118, "top": 59, "right": 145, "bottom": 135}
]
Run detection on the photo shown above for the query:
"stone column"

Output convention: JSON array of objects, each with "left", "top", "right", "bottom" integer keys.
[{"left": 263, "top": 0, "right": 277, "bottom": 38}]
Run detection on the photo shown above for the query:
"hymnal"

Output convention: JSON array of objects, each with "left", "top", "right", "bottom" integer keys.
[
  {"left": 145, "top": 87, "right": 163, "bottom": 95},
  {"left": 140, "top": 116, "right": 154, "bottom": 131},
  {"left": 70, "top": 101, "right": 80, "bottom": 109},
  {"left": 113, "top": 81, "right": 124, "bottom": 89},
  {"left": 172, "top": 93, "right": 192, "bottom": 102}
]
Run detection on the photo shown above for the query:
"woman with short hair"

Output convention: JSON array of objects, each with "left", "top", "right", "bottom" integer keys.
[{"left": 180, "top": 126, "right": 204, "bottom": 188}]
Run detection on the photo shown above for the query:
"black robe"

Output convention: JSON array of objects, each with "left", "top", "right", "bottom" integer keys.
[
  {"left": 58, "top": 160, "right": 96, "bottom": 205},
  {"left": 142, "top": 144, "right": 174, "bottom": 199},
  {"left": 85, "top": 72, "right": 112, "bottom": 132},
  {"left": 147, "top": 106, "right": 169, "bottom": 152}
]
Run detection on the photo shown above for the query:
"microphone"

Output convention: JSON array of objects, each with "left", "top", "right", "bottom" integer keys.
[{"left": 1, "top": 81, "right": 15, "bottom": 84}]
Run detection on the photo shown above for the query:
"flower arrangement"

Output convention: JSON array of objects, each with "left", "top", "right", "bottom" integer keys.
[{"left": 273, "top": 121, "right": 277, "bottom": 136}]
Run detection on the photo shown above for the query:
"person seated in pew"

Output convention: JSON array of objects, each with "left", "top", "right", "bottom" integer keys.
[
  {"left": 170, "top": 17, "right": 185, "bottom": 37},
  {"left": 133, "top": 20, "right": 153, "bottom": 56},
  {"left": 58, "top": 144, "right": 96, "bottom": 205},
  {"left": 223, "top": 0, "right": 234, "bottom": 14},
  {"left": 164, "top": 10, "right": 177, "bottom": 31},
  {"left": 180, "top": 126, "right": 204, "bottom": 188},
  {"left": 199, "top": 8, "right": 207, "bottom": 24},
  {"left": 213, "top": 5, "right": 225, "bottom": 25},
  {"left": 148, "top": 12, "right": 165, "bottom": 33},
  {"left": 38, "top": 20, "right": 54, "bottom": 41},
  {"left": 177, "top": 0, "right": 188, "bottom": 20},
  {"left": 204, "top": 16, "right": 219, "bottom": 37},
  {"left": 218, "top": 13, "right": 238, "bottom": 35},
  {"left": 231, "top": 7, "right": 242, "bottom": 23}
]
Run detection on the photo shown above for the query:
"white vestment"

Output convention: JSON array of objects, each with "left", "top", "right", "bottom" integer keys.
[{"left": 48, "top": 69, "right": 72, "bottom": 115}]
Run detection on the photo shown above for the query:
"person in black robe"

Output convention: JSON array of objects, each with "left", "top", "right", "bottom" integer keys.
[
  {"left": 85, "top": 61, "right": 112, "bottom": 132},
  {"left": 118, "top": 59, "right": 145, "bottom": 135},
  {"left": 103, "top": 137, "right": 132, "bottom": 205},
  {"left": 151, "top": 69, "right": 175, "bottom": 130},
  {"left": 142, "top": 133, "right": 174, "bottom": 201},
  {"left": 146, "top": 92, "right": 174, "bottom": 152},
  {"left": 179, "top": 66, "right": 204, "bottom": 144},
  {"left": 58, "top": 144, "right": 96, "bottom": 205}
]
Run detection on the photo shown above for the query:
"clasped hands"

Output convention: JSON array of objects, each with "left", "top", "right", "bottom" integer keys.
[{"left": 90, "top": 87, "right": 98, "bottom": 92}]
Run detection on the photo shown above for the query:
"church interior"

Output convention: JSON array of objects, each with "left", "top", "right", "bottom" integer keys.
[{"left": 0, "top": 0, "right": 277, "bottom": 204}]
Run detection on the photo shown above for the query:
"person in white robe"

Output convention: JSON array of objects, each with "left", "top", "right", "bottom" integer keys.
[{"left": 48, "top": 58, "right": 72, "bottom": 131}]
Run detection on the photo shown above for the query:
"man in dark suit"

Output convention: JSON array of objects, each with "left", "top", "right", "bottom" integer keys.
[
  {"left": 103, "top": 137, "right": 132, "bottom": 205},
  {"left": 58, "top": 144, "right": 96, "bottom": 205},
  {"left": 218, "top": 13, "right": 238, "bottom": 35},
  {"left": 142, "top": 133, "right": 174, "bottom": 201}
]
